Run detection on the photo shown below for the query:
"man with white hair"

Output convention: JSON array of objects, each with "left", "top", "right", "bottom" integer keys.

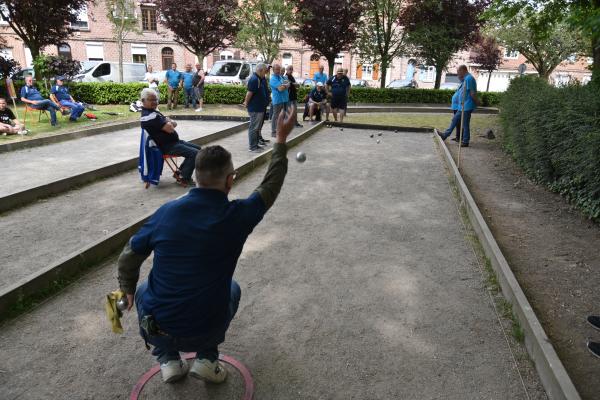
[
  {"left": 242, "top": 63, "right": 270, "bottom": 152},
  {"left": 139, "top": 88, "right": 200, "bottom": 186}
]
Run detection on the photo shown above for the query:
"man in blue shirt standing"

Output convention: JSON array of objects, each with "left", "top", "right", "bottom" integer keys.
[
  {"left": 117, "top": 107, "right": 296, "bottom": 385},
  {"left": 51, "top": 76, "right": 85, "bottom": 121},
  {"left": 269, "top": 63, "right": 289, "bottom": 138},
  {"left": 164, "top": 63, "right": 182, "bottom": 110},
  {"left": 243, "top": 63, "right": 269, "bottom": 152},
  {"left": 20, "top": 75, "right": 61, "bottom": 126},
  {"left": 327, "top": 68, "right": 351, "bottom": 123},
  {"left": 437, "top": 65, "right": 479, "bottom": 147},
  {"left": 181, "top": 64, "right": 196, "bottom": 109},
  {"left": 313, "top": 65, "right": 328, "bottom": 85}
]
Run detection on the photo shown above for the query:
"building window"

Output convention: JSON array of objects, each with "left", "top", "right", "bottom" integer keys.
[
  {"left": 0, "top": 48, "right": 13, "bottom": 59},
  {"left": 86, "top": 42, "right": 104, "bottom": 61},
  {"left": 0, "top": 4, "right": 9, "bottom": 25},
  {"left": 57, "top": 43, "right": 72, "bottom": 60},
  {"left": 71, "top": 6, "right": 89, "bottom": 30},
  {"left": 161, "top": 47, "right": 174, "bottom": 70},
  {"left": 503, "top": 49, "right": 519, "bottom": 59},
  {"left": 131, "top": 44, "right": 147, "bottom": 64},
  {"left": 24, "top": 46, "right": 33, "bottom": 67},
  {"left": 587, "top": 57, "right": 593, "bottom": 64},
  {"left": 419, "top": 66, "right": 436, "bottom": 82},
  {"left": 282, "top": 52, "right": 292, "bottom": 68},
  {"left": 220, "top": 51, "right": 233, "bottom": 60},
  {"left": 141, "top": 7, "right": 157, "bottom": 31},
  {"left": 362, "top": 64, "right": 373, "bottom": 80}
]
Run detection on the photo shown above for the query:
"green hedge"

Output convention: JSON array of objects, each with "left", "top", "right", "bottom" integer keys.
[
  {"left": 500, "top": 76, "right": 600, "bottom": 220},
  {"left": 1, "top": 81, "right": 501, "bottom": 106}
]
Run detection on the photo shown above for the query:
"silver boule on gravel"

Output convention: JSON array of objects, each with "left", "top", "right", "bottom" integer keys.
[
  {"left": 376, "top": 140, "right": 381, "bottom": 144},
  {"left": 296, "top": 151, "right": 307, "bottom": 163},
  {"left": 116, "top": 297, "right": 129, "bottom": 311}
]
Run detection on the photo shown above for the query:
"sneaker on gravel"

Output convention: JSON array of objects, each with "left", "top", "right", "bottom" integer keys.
[
  {"left": 189, "top": 359, "right": 227, "bottom": 383},
  {"left": 160, "top": 359, "right": 189, "bottom": 383},
  {"left": 195, "top": 108, "right": 203, "bottom": 112},
  {"left": 587, "top": 315, "right": 600, "bottom": 330},
  {"left": 248, "top": 147, "right": 264, "bottom": 153}
]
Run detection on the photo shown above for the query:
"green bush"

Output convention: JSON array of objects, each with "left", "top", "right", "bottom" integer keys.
[
  {"left": 500, "top": 76, "right": 600, "bottom": 220},
  {"left": 1, "top": 81, "right": 502, "bottom": 106}
]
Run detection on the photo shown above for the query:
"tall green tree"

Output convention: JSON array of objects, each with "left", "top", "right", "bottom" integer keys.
[
  {"left": 236, "top": 0, "right": 296, "bottom": 65},
  {"left": 355, "top": 0, "right": 408, "bottom": 88},
  {"left": 470, "top": 36, "right": 502, "bottom": 91},
  {"left": 106, "top": 0, "right": 140, "bottom": 83},
  {"left": 401, "top": 0, "right": 488, "bottom": 89},
  {"left": 0, "top": 0, "right": 87, "bottom": 77}
]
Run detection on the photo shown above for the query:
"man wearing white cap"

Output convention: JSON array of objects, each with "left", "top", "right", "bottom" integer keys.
[{"left": 307, "top": 81, "right": 327, "bottom": 121}]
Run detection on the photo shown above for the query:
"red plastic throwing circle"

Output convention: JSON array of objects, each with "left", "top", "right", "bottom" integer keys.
[{"left": 130, "top": 353, "right": 254, "bottom": 400}]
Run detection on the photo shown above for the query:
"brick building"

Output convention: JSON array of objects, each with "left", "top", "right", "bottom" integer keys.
[{"left": 0, "top": 1, "right": 593, "bottom": 91}]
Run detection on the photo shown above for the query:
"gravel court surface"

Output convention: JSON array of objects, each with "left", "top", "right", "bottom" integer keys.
[
  {"left": 0, "top": 123, "right": 313, "bottom": 293},
  {"left": 0, "top": 127, "right": 544, "bottom": 399},
  {"left": 0, "top": 120, "right": 238, "bottom": 197}
]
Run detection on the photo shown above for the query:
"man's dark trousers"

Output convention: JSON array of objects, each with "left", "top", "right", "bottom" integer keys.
[
  {"left": 161, "top": 141, "right": 200, "bottom": 181},
  {"left": 135, "top": 279, "right": 241, "bottom": 363}
]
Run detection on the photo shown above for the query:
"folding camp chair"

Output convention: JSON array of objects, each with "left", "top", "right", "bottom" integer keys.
[
  {"left": 139, "top": 128, "right": 186, "bottom": 188},
  {"left": 24, "top": 105, "right": 49, "bottom": 125}
]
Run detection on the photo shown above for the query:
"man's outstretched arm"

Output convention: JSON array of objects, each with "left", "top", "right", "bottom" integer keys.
[{"left": 255, "top": 106, "right": 296, "bottom": 210}]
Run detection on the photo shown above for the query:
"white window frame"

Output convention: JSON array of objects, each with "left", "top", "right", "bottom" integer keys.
[
  {"left": 0, "top": 4, "right": 9, "bottom": 25},
  {"left": 334, "top": 53, "right": 344, "bottom": 64},
  {"left": 71, "top": 5, "right": 89, "bottom": 30},
  {"left": 420, "top": 66, "right": 435, "bottom": 82},
  {"left": 587, "top": 57, "right": 594, "bottom": 64},
  {"left": 362, "top": 63, "right": 373, "bottom": 80},
  {"left": 503, "top": 49, "right": 519, "bottom": 59},
  {"left": 281, "top": 52, "right": 293, "bottom": 68},
  {"left": 24, "top": 46, "right": 33, "bottom": 68},
  {"left": 86, "top": 42, "right": 104, "bottom": 61},
  {"left": 220, "top": 50, "right": 233, "bottom": 60},
  {"left": 0, "top": 48, "right": 13, "bottom": 59}
]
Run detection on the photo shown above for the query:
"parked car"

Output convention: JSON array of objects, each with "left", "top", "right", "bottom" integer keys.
[
  {"left": 387, "top": 79, "right": 416, "bottom": 89},
  {"left": 204, "top": 60, "right": 258, "bottom": 85},
  {"left": 72, "top": 62, "right": 147, "bottom": 83},
  {"left": 300, "top": 78, "right": 316, "bottom": 88},
  {"left": 10, "top": 68, "right": 34, "bottom": 80},
  {"left": 440, "top": 73, "right": 460, "bottom": 90},
  {"left": 350, "top": 79, "right": 368, "bottom": 87}
]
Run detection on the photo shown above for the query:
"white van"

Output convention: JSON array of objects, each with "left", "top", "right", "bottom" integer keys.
[
  {"left": 204, "top": 60, "right": 259, "bottom": 85},
  {"left": 73, "top": 62, "right": 147, "bottom": 83}
]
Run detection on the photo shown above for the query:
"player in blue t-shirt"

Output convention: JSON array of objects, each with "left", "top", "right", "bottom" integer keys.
[
  {"left": 327, "top": 68, "right": 351, "bottom": 122},
  {"left": 313, "top": 65, "right": 328, "bottom": 85},
  {"left": 164, "top": 63, "right": 183, "bottom": 110},
  {"left": 181, "top": 64, "right": 197, "bottom": 109}
]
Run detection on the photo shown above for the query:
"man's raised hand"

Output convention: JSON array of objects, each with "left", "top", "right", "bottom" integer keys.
[{"left": 276, "top": 105, "right": 297, "bottom": 144}]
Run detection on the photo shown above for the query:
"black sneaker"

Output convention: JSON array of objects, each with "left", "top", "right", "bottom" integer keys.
[
  {"left": 434, "top": 129, "right": 446, "bottom": 140},
  {"left": 260, "top": 138, "right": 270, "bottom": 143},
  {"left": 178, "top": 178, "right": 195, "bottom": 187},
  {"left": 451, "top": 137, "right": 459, "bottom": 142},
  {"left": 248, "top": 147, "right": 264, "bottom": 153},
  {"left": 295, "top": 123, "right": 304, "bottom": 128},
  {"left": 587, "top": 340, "right": 600, "bottom": 359},
  {"left": 588, "top": 315, "right": 600, "bottom": 331},
  {"left": 460, "top": 143, "right": 469, "bottom": 147}
]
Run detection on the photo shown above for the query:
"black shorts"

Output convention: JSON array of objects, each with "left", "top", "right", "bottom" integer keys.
[{"left": 331, "top": 96, "right": 347, "bottom": 110}]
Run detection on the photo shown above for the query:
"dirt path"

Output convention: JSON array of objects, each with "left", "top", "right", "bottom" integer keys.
[
  {"left": 447, "top": 135, "right": 600, "bottom": 400},
  {"left": 0, "top": 128, "right": 545, "bottom": 399}
]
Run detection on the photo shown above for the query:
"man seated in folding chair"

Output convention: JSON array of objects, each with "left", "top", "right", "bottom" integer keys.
[
  {"left": 140, "top": 88, "right": 200, "bottom": 187},
  {"left": 51, "top": 76, "right": 85, "bottom": 121},
  {"left": 20, "top": 75, "right": 61, "bottom": 126}
]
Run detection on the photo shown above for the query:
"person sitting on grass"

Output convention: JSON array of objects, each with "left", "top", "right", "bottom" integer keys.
[
  {"left": 139, "top": 88, "right": 200, "bottom": 187},
  {"left": 51, "top": 76, "right": 85, "bottom": 122},
  {"left": 0, "top": 97, "right": 27, "bottom": 135},
  {"left": 20, "top": 75, "right": 61, "bottom": 127},
  {"left": 117, "top": 107, "right": 296, "bottom": 384},
  {"left": 308, "top": 82, "right": 327, "bottom": 121}
]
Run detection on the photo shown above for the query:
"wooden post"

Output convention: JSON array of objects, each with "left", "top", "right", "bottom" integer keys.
[{"left": 457, "top": 80, "right": 467, "bottom": 170}]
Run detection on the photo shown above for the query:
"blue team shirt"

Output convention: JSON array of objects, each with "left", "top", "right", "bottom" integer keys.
[
  {"left": 51, "top": 85, "right": 71, "bottom": 101},
  {"left": 269, "top": 74, "right": 289, "bottom": 105},
  {"left": 327, "top": 76, "right": 350, "bottom": 98},
  {"left": 166, "top": 69, "right": 182, "bottom": 88},
  {"left": 182, "top": 72, "right": 195, "bottom": 89},
  {"left": 313, "top": 72, "right": 328, "bottom": 85},
  {"left": 451, "top": 89, "right": 461, "bottom": 111},
  {"left": 247, "top": 73, "right": 269, "bottom": 112},
  {"left": 20, "top": 85, "right": 44, "bottom": 101},
  {"left": 309, "top": 88, "right": 326, "bottom": 102},
  {"left": 132, "top": 188, "right": 266, "bottom": 337},
  {"left": 462, "top": 73, "right": 477, "bottom": 111}
]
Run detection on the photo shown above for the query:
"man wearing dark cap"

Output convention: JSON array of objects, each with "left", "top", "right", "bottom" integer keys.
[{"left": 51, "top": 76, "right": 85, "bottom": 121}]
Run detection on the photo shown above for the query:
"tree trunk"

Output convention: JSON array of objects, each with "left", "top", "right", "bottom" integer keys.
[
  {"left": 380, "top": 62, "right": 388, "bottom": 88},
  {"left": 434, "top": 65, "right": 443, "bottom": 89},
  {"left": 486, "top": 70, "right": 492, "bottom": 92},
  {"left": 592, "top": 35, "right": 600, "bottom": 85},
  {"left": 118, "top": 37, "right": 124, "bottom": 83},
  {"left": 327, "top": 57, "right": 335, "bottom": 78},
  {"left": 29, "top": 45, "right": 41, "bottom": 82},
  {"left": 195, "top": 53, "right": 205, "bottom": 70}
]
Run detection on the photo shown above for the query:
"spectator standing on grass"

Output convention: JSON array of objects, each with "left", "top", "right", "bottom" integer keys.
[
  {"left": 164, "top": 63, "right": 183, "bottom": 110},
  {"left": 51, "top": 76, "right": 85, "bottom": 122},
  {"left": 20, "top": 75, "right": 61, "bottom": 126},
  {"left": 0, "top": 97, "right": 27, "bottom": 135},
  {"left": 193, "top": 63, "right": 205, "bottom": 112},
  {"left": 327, "top": 68, "right": 351, "bottom": 123},
  {"left": 437, "top": 65, "right": 479, "bottom": 147},
  {"left": 243, "top": 63, "right": 270, "bottom": 152},
  {"left": 269, "top": 63, "right": 289, "bottom": 138},
  {"left": 285, "top": 65, "right": 302, "bottom": 128},
  {"left": 139, "top": 88, "right": 200, "bottom": 187},
  {"left": 313, "top": 65, "right": 328, "bottom": 85},
  {"left": 182, "top": 64, "right": 196, "bottom": 110}
]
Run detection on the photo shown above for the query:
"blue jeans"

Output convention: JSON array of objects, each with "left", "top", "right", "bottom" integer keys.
[
  {"left": 248, "top": 111, "right": 264, "bottom": 150},
  {"left": 270, "top": 102, "right": 287, "bottom": 137},
  {"left": 59, "top": 100, "right": 85, "bottom": 120},
  {"left": 135, "top": 280, "right": 241, "bottom": 363},
  {"left": 183, "top": 87, "right": 196, "bottom": 108},
  {"left": 443, "top": 110, "right": 472, "bottom": 144},
  {"left": 162, "top": 140, "right": 200, "bottom": 181},
  {"left": 31, "top": 100, "right": 60, "bottom": 125}
]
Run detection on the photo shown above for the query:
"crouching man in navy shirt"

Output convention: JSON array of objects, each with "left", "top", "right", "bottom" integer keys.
[
  {"left": 117, "top": 106, "right": 296, "bottom": 384},
  {"left": 51, "top": 76, "right": 85, "bottom": 121},
  {"left": 139, "top": 88, "right": 200, "bottom": 187}
]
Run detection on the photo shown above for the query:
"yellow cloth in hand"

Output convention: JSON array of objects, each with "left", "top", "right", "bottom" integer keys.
[{"left": 105, "top": 289, "right": 125, "bottom": 334}]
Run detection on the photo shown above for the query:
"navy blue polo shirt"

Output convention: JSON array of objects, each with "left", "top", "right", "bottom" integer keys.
[
  {"left": 20, "top": 85, "right": 44, "bottom": 101},
  {"left": 51, "top": 85, "right": 71, "bottom": 101},
  {"left": 140, "top": 107, "right": 179, "bottom": 149},
  {"left": 309, "top": 87, "right": 325, "bottom": 102},
  {"left": 327, "top": 76, "right": 350, "bottom": 98},
  {"left": 247, "top": 73, "right": 268, "bottom": 112},
  {"left": 132, "top": 188, "right": 267, "bottom": 337}
]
